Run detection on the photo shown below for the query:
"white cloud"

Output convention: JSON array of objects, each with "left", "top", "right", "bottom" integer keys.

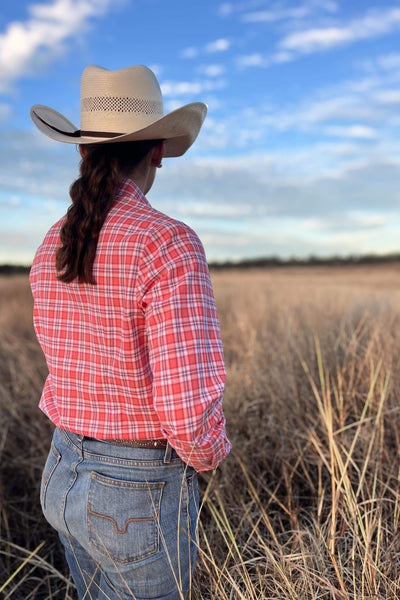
[
  {"left": 161, "top": 81, "right": 205, "bottom": 96},
  {"left": 357, "top": 53, "right": 400, "bottom": 86},
  {"left": 205, "top": 38, "right": 230, "bottom": 53},
  {"left": 225, "top": 0, "right": 338, "bottom": 23},
  {"left": 356, "top": 214, "right": 388, "bottom": 228},
  {"left": 243, "top": 6, "right": 312, "bottom": 23},
  {"left": 374, "top": 90, "right": 400, "bottom": 105},
  {"left": 237, "top": 49, "right": 303, "bottom": 69},
  {"left": 148, "top": 64, "right": 162, "bottom": 77},
  {"left": 218, "top": 3, "right": 234, "bottom": 18},
  {"left": 161, "top": 79, "right": 226, "bottom": 97},
  {"left": 324, "top": 125, "right": 378, "bottom": 139},
  {"left": 236, "top": 53, "right": 269, "bottom": 69},
  {"left": 376, "top": 53, "right": 400, "bottom": 71},
  {"left": 272, "top": 51, "right": 294, "bottom": 64},
  {"left": 0, "top": 0, "right": 116, "bottom": 92},
  {"left": 7, "top": 195, "right": 21, "bottom": 207},
  {"left": 182, "top": 38, "right": 230, "bottom": 60},
  {"left": 280, "top": 7, "right": 400, "bottom": 55},
  {"left": 237, "top": 5, "right": 400, "bottom": 71},
  {"left": 171, "top": 200, "right": 254, "bottom": 219},
  {"left": 237, "top": 7, "right": 400, "bottom": 71},
  {"left": 181, "top": 46, "right": 199, "bottom": 59},
  {"left": 312, "top": 0, "right": 339, "bottom": 12},
  {"left": 197, "top": 64, "right": 225, "bottom": 77},
  {"left": 282, "top": 27, "right": 351, "bottom": 52},
  {"left": 0, "top": 103, "right": 12, "bottom": 122},
  {"left": 261, "top": 91, "right": 387, "bottom": 131}
]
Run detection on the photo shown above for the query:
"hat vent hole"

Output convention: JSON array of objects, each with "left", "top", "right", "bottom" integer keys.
[{"left": 81, "top": 96, "right": 162, "bottom": 115}]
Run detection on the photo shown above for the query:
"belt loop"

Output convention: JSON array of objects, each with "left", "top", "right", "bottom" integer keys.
[
  {"left": 163, "top": 441, "right": 172, "bottom": 464},
  {"left": 76, "top": 433, "right": 84, "bottom": 457}
]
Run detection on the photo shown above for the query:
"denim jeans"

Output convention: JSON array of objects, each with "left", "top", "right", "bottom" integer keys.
[{"left": 40, "top": 428, "right": 199, "bottom": 600}]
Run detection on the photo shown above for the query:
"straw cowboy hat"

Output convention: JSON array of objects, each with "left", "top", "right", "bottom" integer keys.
[{"left": 30, "top": 65, "right": 207, "bottom": 157}]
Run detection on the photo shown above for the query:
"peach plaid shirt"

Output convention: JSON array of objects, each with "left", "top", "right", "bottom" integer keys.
[{"left": 30, "top": 179, "right": 231, "bottom": 472}]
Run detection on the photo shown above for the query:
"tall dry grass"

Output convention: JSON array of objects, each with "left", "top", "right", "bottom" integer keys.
[{"left": 1, "top": 265, "right": 400, "bottom": 599}]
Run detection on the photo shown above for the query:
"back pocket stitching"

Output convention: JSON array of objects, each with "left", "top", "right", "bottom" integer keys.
[
  {"left": 87, "top": 473, "right": 164, "bottom": 564},
  {"left": 87, "top": 502, "right": 159, "bottom": 533}
]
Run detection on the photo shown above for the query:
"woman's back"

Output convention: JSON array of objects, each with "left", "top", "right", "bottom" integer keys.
[{"left": 31, "top": 178, "right": 228, "bottom": 471}]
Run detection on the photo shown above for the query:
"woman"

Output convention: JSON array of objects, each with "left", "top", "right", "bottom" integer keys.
[{"left": 30, "top": 65, "right": 231, "bottom": 600}]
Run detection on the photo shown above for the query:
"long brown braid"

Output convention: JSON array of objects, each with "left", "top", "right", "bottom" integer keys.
[{"left": 56, "top": 139, "right": 160, "bottom": 284}]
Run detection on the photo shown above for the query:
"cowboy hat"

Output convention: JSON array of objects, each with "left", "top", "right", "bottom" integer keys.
[{"left": 30, "top": 65, "right": 207, "bottom": 157}]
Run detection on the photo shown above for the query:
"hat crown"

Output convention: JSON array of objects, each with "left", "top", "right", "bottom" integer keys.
[
  {"left": 30, "top": 63, "right": 207, "bottom": 156},
  {"left": 80, "top": 65, "right": 164, "bottom": 133}
]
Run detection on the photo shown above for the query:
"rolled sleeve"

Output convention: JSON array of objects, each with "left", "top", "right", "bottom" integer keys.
[{"left": 141, "top": 225, "right": 231, "bottom": 471}]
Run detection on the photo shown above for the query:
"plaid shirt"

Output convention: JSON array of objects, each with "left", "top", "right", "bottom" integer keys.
[{"left": 30, "top": 179, "right": 231, "bottom": 472}]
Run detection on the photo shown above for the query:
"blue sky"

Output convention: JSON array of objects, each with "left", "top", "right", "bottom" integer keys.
[{"left": 1, "top": 0, "right": 400, "bottom": 264}]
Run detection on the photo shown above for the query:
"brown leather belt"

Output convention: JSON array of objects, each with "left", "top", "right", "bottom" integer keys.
[{"left": 108, "top": 438, "right": 168, "bottom": 448}]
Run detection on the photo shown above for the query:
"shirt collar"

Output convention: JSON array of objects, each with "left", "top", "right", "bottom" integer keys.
[{"left": 116, "top": 178, "right": 151, "bottom": 208}]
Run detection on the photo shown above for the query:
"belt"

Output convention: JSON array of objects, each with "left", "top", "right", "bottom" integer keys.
[{"left": 85, "top": 437, "right": 168, "bottom": 449}]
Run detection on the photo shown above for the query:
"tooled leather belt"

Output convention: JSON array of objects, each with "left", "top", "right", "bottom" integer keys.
[
  {"left": 111, "top": 438, "right": 168, "bottom": 448},
  {"left": 85, "top": 437, "right": 168, "bottom": 448}
]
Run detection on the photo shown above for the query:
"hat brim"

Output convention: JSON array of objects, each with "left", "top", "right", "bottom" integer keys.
[{"left": 30, "top": 102, "right": 207, "bottom": 157}]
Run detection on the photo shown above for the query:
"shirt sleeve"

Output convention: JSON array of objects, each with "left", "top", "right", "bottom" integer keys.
[{"left": 140, "top": 224, "right": 231, "bottom": 472}]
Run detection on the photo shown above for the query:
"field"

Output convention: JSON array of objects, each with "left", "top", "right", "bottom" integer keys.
[{"left": 1, "top": 265, "right": 400, "bottom": 599}]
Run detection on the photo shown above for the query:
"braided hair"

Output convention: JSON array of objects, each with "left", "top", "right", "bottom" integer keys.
[{"left": 56, "top": 139, "right": 160, "bottom": 284}]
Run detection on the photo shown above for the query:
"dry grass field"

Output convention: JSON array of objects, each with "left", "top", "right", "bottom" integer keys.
[{"left": 1, "top": 265, "right": 400, "bottom": 599}]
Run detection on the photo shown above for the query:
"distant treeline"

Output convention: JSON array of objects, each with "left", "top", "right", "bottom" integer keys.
[
  {"left": 208, "top": 253, "right": 400, "bottom": 270},
  {"left": 0, "top": 264, "right": 32, "bottom": 275},
  {"left": 2, "top": 253, "right": 400, "bottom": 276}
]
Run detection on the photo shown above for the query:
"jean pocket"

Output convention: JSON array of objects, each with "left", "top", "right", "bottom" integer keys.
[
  {"left": 40, "top": 442, "right": 61, "bottom": 511},
  {"left": 87, "top": 472, "right": 165, "bottom": 565}
]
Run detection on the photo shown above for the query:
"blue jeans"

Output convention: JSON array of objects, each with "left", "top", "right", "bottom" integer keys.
[{"left": 40, "top": 428, "right": 199, "bottom": 599}]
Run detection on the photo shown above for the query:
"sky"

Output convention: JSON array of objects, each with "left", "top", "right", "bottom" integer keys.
[{"left": 1, "top": 0, "right": 400, "bottom": 264}]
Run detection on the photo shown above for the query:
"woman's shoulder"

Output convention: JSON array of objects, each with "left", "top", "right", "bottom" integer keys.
[
  {"left": 113, "top": 189, "right": 204, "bottom": 257},
  {"left": 30, "top": 217, "right": 66, "bottom": 286},
  {"left": 143, "top": 207, "right": 205, "bottom": 258},
  {"left": 112, "top": 182, "right": 201, "bottom": 246},
  {"left": 32, "top": 217, "right": 65, "bottom": 259},
  {"left": 148, "top": 206, "right": 199, "bottom": 238}
]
